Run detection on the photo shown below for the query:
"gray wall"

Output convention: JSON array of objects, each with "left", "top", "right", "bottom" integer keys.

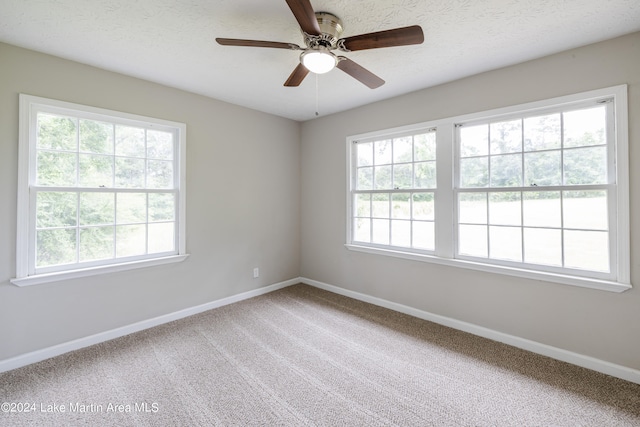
[
  {"left": 300, "top": 32, "right": 640, "bottom": 370},
  {"left": 0, "top": 43, "right": 301, "bottom": 360}
]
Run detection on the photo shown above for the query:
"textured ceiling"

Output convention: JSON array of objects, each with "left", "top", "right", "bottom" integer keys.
[{"left": 1, "top": 0, "right": 640, "bottom": 121}]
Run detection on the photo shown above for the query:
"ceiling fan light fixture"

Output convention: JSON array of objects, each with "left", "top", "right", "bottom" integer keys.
[{"left": 301, "top": 48, "right": 337, "bottom": 74}]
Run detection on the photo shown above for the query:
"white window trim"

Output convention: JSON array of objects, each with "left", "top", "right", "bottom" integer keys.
[
  {"left": 12, "top": 94, "right": 189, "bottom": 287},
  {"left": 346, "top": 85, "right": 630, "bottom": 293}
]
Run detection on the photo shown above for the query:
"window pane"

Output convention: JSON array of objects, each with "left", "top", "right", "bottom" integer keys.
[
  {"left": 563, "top": 106, "right": 606, "bottom": 148},
  {"left": 357, "top": 167, "right": 373, "bottom": 190},
  {"left": 564, "top": 230, "right": 609, "bottom": 272},
  {"left": 459, "top": 224, "right": 488, "bottom": 257},
  {"left": 374, "top": 165, "right": 392, "bottom": 189},
  {"left": 117, "top": 193, "right": 147, "bottom": 224},
  {"left": 116, "top": 225, "right": 146, "bottom": 257},
  {"left": 36, "top": 192, "right": 77, "bottom": 228},
  {"left": 489, "top": 192, "right": 521, "bottom": 226},
  {"left": 489, "top": 226, "right": 522, "bottom": 262},
  {"left": 412, "top": 193, "right": 434, "bottom": 220},
  {"left": 490, "top": 153, "right": 522, "bottom": 187},
  {"left": 147, "top": 160, "right": 173, "bottom": 189},
  {"left": 357, "top": 142, "right": 373, "bottom": 167},
  {"left": 414, "top": 161, "right": 436, "bottom": 189},
  {"left": 490, "top": 119, "right": 522, "bottom": 154},
  {"left": 391, "top": 220, "right": 411, "bottom": 247},
  {"left": 79, "top": 226, "right": 114, "bottom": 262},
  {"left": 149, "top": 193, "right": 175, "bottom": 222},
  {"left": 374, "top": 140, "right": 392, "bottom": 165},
  {"left": 460, "top": 124, "right": 488, "bottom": 157},
  {"left": 414, "top": 133, "right": 436, "bottom": 161},
  {"left": 354, "top": 194, "right": 371, "bottom": 217},
  {"left": 413, "top": 221, "right": 434, "bottom": 250},
  {"left": 36, "top": 228, "right": 76, "bottom": 267},
  {"left": 79, "top": 154, "right": 113, "bottom": 187},
  {"left": 36, "top": 151, "right": 77, "bottom": 186},
  {"left": 148, "top": 223, "right": 175, "bottom": 253},
  {"left": 371, "top": 219, "right": 390, "bottom": 245},
  {"left": 523, "top": 192, "right": 561, "bottom": 228},
  {"left": 37, "top": 113, "right": 77, "bottom": 151},
  {"left": 524, "top": 114, "right": 561, "bottom": 151},
  {"left": 393, "top": 164, "right": 413, "bottom": 189},
  {"left": 147, "top": 130, "right": 173, "bottom": 160},
  {"left": 524, "top": 150, "right": 561, "bottom": 186},
  {"left": 392, "top": 193, "right": 411, "bottom": 219},
  {"left": 115, "top": 125, "right": 145, "bottom": 157},
  {"left": 563, "top": 146, "right": 607, "bottom": 185},
  {"left": 393, "top": 137, "right": 412, "bottom": 163},
  {"left": 354, "top": 218, "right": 371, "bottom": 242},
  {"left": 80, "top": 192, "right": 114, "bottom": 226},
  {"left": 372, "top": 193, "right": 389, "bottom": 218},
  {"left": 115, "top": 157, "right": 145, "bottom": 188},
  {"left": 563, "top": 191, "right": 608, "bottom": 230},
  {"left": 460, "top": 157, "right": 488, "bottom": 188},
  {"left": 523, "top": 228, "right": 561, "bottom": 266},
  {"left": 459, "top": 192, "right": 487, "bottom": 224},
  {"left": 80, "top": 119, "right": 113, "bottom": 154}
]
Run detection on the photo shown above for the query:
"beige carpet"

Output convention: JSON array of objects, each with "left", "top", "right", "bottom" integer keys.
[{"left": 1, "top": 284, "right": 639, "bottom": 426}]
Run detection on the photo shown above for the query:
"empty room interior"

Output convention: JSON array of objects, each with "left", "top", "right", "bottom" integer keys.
[{"left": 1, "top": 0, "right": 640, "bottom": 425}]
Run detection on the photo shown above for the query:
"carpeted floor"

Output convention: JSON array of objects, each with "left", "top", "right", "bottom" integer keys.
[{"left": 1, "top": 284, "right": 639, "bottom": 426}]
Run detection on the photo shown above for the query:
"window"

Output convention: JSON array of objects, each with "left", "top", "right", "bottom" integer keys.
[
  {"left": 347, "top": 86, "right": 630, "bottom": 292},
  {"left": 456, "top": 103, "right": 614, "bottom": 275},
  {"left": 12, "top": 95, "right": 187, "bottom": 286},
  {"left": 351, "top": 129, "right": 437, "bottom": 251}
]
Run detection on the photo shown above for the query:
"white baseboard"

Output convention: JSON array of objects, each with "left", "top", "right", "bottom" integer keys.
[
  {"left": 0, "top": 278, "right": 299, "bottom": 374},
  {"left": 300, "top": 277, "right": 640, "bottom": 385}
]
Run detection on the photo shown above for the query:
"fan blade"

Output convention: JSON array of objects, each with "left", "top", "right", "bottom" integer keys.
[
  {"left": 216, "top": 38, "right": 301, "bottom": 50},
  {"left": 285, "top": 0, "right": 321, "bottom": 36},
  {"left": 338, "top": 25, "right": 424, "bottom": 52},
  {"left": 284, "top": 63, "right": 310, "bottom": 87},
  {"left": 336, "top": 57, "right": 384, "bottom": 89}
]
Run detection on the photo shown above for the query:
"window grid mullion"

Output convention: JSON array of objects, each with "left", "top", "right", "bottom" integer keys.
[
  {"left": 114, "top": 191, "right": 119, "bottom": 258},
  {"left": 75, "top": 191, "right": 80, "bottom": 265},
  {"left": 559, "top": 111, "right": 566, "bottom": 268},
  {"left": 520, "top": 191, "right": 525, "bottom": 263},
  {"left": 75, "top": 122, "right": 81, "bottom": 265},
  {"left": 111, "top": 123, "right": 116, "bottom": 188},
  {"left": 145, "top": 193, "right": 149, "bottom": 255},
  {"left": 485, "top": 192, "right": 490, "bottom": 258},
  {"left": 560, "top": 191, "right": 566, "bottom": 268},
  {"left": 519, "top": 119, "right": 525, "bottom": 263}
]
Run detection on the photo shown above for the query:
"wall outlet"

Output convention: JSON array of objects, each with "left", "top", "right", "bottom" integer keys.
[{"left": 253, "top": 268, "right": 259, "bottom": 279}]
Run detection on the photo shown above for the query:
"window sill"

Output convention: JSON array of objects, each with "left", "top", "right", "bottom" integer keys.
[
  {"left": 344, "top": 244, "right": 631, "bottom": 293},
  {"left": 10, "top": 254, "right": 190, "bottom": 287}
]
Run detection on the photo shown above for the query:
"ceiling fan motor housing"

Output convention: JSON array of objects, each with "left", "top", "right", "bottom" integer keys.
[{"left": 304, "top": 12, "right": 343, "bottom": 48}]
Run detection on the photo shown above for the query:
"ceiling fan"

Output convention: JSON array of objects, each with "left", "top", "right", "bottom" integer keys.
[{"left": 216, "top": 0, "right": 424, "bottom": 89}]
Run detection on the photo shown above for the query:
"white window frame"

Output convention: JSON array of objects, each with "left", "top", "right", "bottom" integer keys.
[
  {"left": 12, "top": 94, "right": 188, "bottom": 287},
  {"left": 346, "top": 85, "right": 630, "bottom": 293}
]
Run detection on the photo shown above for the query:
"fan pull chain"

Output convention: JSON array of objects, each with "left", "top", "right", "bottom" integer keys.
[{"left": 315, "top": 73, "right": 319, "bottom": 116}]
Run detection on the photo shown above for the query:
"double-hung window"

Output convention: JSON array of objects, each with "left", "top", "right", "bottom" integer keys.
[
  {"left": 456, "top": 101, "right": 616, "bottom": 277},
  {"left": 347, "top": 86, "right": 630, "bottom": 292},
  {"left": 351, "top": 129, "right": 437, "bottom": 252},
  {"left": 13, "top": 95, "right": 187, "bottom": 286}
]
